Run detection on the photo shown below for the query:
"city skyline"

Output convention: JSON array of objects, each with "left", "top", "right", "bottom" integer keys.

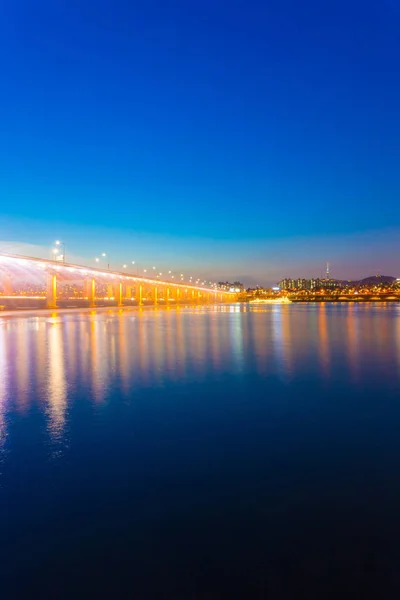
[{"left": 1, "top": 1, "right": 400, "bottom": 284}]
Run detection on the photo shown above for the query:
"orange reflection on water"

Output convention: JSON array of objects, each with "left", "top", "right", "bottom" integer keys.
[
  {"left": 229, "top": 306, "right": 245, "bottom": 375},
  {"left": 15, "top": 321, "right": 30, "bottom": 413},
  {"left": 1, "top": 303, "right": 400, "bottom": 450},
  {"left": 248, "top": 308, "right": 267, "bottom": 376},
  {"left": 118, "top": 315, "right": 131, "bottom": 395},
  {"left": 209, "top": 310, "right": 223, "bottom": 371},
  {"left": 271, "top": 306, "right": 293, "bottom": 382},
  {"left": 346, "top": 304, "right": 360, "bottom": 383},
  {"left": 34, "top": 318, "right": 47, "bottom": 398},
  {"left": 90, "top": 316, "right": 108, "bottom": 403},
  {"left": 317, "top": 304, "right": 331, "bottom": 379},
  {"left": 47, "top": 321, "right": 67, "bottom": 443}
]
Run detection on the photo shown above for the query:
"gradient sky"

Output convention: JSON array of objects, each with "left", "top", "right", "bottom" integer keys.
[{"left": 1, "top": 0, "right": 399, "bottom": 285}]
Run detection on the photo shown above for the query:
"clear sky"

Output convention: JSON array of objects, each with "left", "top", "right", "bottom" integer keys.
[{"left": 1, "top": 0, "right": 399, "bottom": 285}]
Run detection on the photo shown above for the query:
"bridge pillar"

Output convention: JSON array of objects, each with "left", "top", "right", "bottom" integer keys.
[
  {"left": 166, "top": 287, "right": 170, "bottom": 304},
  {"left": 153, "top": 286, "right": 158, "bottom": 305},
  {"left": 46, "top": 273, "right": 57, "bottom": 309},
  {"left": 84, "top": 278, "right": 96, "bottom": 307},
  {"left": 191, "top": 289, "right": 195, "bottom": 303},
  {"left": 116, "top": 282, "right": 123, "bottom": 306},
  {"left": 136, "top": 284, "right": 143, "bottom": 305},
  {"left": 176, "top": 288, "right": 180, "bottom": 303}
]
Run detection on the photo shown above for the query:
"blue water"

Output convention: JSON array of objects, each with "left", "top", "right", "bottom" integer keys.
[{"left": 1, "top": 303, "right": 400, "bottom": 598}]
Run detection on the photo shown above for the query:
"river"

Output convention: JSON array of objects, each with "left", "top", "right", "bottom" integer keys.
[{"left": 1, "top": 303, "right": 400, "bottom": 597}]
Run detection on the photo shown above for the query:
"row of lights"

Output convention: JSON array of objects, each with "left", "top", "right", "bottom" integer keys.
[
  {"left": 93, "top": 252, "right": 218, "bottom": 288},
  {"left": 51, "top": 241, "right": 223, "bottom": 290}
]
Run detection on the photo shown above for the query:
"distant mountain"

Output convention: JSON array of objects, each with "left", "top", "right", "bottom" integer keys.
[
  {"left": 358, "top": 275, "right": 396, "bottom": 285},
  {"left": 339, "top": 275, "right": 396, "bottom": 286}
]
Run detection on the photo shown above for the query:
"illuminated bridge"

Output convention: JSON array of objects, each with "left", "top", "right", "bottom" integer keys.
[{"left": 0, "top": 252, "right": 236, "bottom": 309}]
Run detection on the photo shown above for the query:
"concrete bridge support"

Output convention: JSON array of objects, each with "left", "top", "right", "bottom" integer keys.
[
  {"left": 116, "top": 282, "right": 123, "bottom": 306},
  {"left": 136, "top": 284, "right": 143, "bottom": 305},
  {"left": 46, "top": 273, "right": 57, "bottom": 309}
]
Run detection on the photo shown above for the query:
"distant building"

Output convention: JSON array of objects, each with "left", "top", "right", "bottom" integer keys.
[
  {"left": 309, "top": 278, "right": 321, "bottom": 290},
  {"left": 279, "top": 278, "right": 313, "bottom": 290},
  {"left": 278, "top": 277, "right": 340, "bottom": 291},
  {"left": 217, "top": 281, "right": 244, "bottom": 292},
  {"left": 279, "top": 278, "right": 297, "bottom": 290}
]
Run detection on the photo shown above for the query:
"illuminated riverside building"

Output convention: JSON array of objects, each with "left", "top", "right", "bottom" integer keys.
[
  {"left": 278, "top": 277, "right": 340, "bottom": 291},
  {"left": 279, "top": 279, "right": 297, "bottom": 290},
  {"left": 279, "top": 278, "right": 322, "bottom": 291}
]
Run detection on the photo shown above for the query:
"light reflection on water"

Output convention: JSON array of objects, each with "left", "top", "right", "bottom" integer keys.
[
  {"left": 0, "top": 303, "right": 399, "bottom": 448},
  {"left": 2, "top": 303, "right": 400, "bottom": 596},
  {"left": 46, "top": 321, "right": 67, "bottom": 445}
]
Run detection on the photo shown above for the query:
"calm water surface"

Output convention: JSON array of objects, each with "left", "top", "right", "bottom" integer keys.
[{"left": 1, "top": 303, "right": 400, "bottom": 598}]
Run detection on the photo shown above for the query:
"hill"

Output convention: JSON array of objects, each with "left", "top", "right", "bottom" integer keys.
[{"left": 338, "top": 275, "right": 396, "bottom": 286}]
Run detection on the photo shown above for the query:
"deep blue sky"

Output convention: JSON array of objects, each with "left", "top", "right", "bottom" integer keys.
[{"left": 1, "top": 0, "right": 399, "bottom": 284}]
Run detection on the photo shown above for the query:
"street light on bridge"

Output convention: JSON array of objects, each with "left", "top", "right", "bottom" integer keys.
[
  {"left": 53, "top": 240, "right": 66, "bottom": 263},
  {"left": 94, "top": 253, "right": 108, "bottom": 268},
  {"left": 100, "top": 252, "right": 110, "bottom": 269},
  {"left": 130, "top": 261, "right": 140, "bottom": 275}
]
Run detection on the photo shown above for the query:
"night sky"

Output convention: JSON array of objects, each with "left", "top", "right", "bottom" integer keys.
[{"left": 1, "top": 1, "right": 399, "bottom": 285}]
